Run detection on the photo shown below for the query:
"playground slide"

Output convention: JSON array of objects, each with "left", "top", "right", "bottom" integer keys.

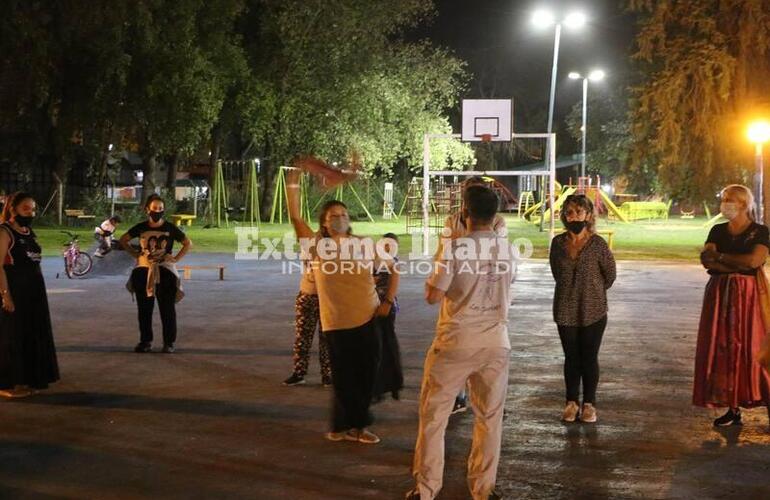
[
  {"left": 597, "top": 189, "right": 630, "bottom": 223},
  {"left": 530, "top": 186, "right": 577, "bottom": 224}
]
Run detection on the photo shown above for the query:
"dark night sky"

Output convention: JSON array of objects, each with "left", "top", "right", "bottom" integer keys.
[{"left": 414, "top": 0, "right": 637, "bottom": 134}]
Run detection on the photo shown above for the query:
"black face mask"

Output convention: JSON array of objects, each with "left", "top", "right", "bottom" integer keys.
[
  {"left": 565, "top": 220, "right": 587, "bottom": 234},
  {"left": 149, "top": 211, "right": 164, "bottom": 222},
  {"left": 15, "top": 215, "right": 34, "bottom": 228}
]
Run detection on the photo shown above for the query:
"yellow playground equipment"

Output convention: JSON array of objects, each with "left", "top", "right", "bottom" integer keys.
[{"left": 524, "top": 176, "right": 630, "bottom": 224}]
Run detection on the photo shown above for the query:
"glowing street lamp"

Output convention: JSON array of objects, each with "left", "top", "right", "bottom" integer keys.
[
  {"left": 532, "top": 7, "right": 587, "bottom": 231},
  {"left": 569, "top": 69, "right": 605, "bottom": 178},
  {"left": 531, "top": 8, "right": 587, "bottom": 142},
  {"left": 748, "top": 119, "right": 770, "bottom": 223}
]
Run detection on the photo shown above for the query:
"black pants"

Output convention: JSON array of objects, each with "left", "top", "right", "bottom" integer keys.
[
  {"left": 131, "top": 267, "right": 177, "bottom": 346},
  {"left": 373, "top": 312, "right": 403, "bottom": 401},
  {"left": 557, "top": 316, "right": 607, "bottom": 404},
  {"left": 94, "top": 233, "right": 111, "bottom": 255},
  {"left": 326, "top": 319, "right": 381, "bottom": 432}
]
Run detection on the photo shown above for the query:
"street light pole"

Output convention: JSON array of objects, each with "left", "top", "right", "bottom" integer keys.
[
  {"left": 546, "top": 23, "right": 562, "bottom": 139},
  {"left": 569, "top": 69, "right": 604, "bottom": 181},
  {"left": 581, "top": 76, "right": 587, "bottom": 179}
]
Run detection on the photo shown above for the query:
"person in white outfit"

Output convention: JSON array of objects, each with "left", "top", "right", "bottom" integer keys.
[{"left": 407, "top": 185, "right": 514, "bottom": 500}]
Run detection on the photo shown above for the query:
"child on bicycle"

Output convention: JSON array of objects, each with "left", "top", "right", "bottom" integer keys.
[{"left": 94, "top": 215, "right": 121, "bottom": 257}]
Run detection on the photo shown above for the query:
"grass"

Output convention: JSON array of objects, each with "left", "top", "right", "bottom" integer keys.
[{"left": 34, "top": 214, "right": 712, "bottom": 262}]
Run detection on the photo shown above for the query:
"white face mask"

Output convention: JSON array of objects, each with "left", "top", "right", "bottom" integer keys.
[
  {"left": 328, "top": 216, "right": 349, "bottom": 234},
  {"left": 720, "top": 202, "right": 740, "bottom": 220}
]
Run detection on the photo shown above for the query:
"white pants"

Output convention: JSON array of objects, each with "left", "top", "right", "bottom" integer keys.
[{"left": 412, "top": 345, "right": 510, "bottom": 500}]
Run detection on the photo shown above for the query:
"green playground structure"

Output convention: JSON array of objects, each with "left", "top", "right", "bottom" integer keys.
[{"left": 615, "top": 200, "right": 672, "bottom": 221}]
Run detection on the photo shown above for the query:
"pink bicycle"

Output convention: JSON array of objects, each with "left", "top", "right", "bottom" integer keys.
[{"left": 61, "top": 231, "right": 93, "bottom": 278}]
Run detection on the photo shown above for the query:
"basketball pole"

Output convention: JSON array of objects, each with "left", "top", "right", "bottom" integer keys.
[{"left": 421, "top": 130, "right": 557, "bottom": 255}]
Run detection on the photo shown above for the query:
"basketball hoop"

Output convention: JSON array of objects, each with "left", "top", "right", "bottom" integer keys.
[{"left": 480, "top": 133, "right": 493, "bottom": 143}]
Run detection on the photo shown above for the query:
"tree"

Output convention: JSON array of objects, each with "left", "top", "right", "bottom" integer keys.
[
  {"left": 119, "top": 0, "right": 247, "bottom": 195},
  {"left": 628, "top": 0, "right": 770, "bottom": 203},
  {"left": 565, "top": 82, "right": 659, "bottom": 195},
  {"left": 0, "top": 1, "right": 132, "bottom": 200},
  {"left": 237, "top": 0, "right": 472, "bottom": 216}
]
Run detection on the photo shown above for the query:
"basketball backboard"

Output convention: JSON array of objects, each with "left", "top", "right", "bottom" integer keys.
[{"left": 461, "top": 99, "right": 513, "bottom": 142}]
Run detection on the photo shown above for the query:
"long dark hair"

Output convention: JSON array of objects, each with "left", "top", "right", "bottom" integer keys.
[
  {"left": 318, "top": 200, "right": 352, "bottom": 237},
  {"left": 0, "top": 191, "right": 34, "bottom": 223}
]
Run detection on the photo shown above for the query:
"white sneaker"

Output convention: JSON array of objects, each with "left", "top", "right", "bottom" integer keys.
[
  {"left": 324, "top": 431, "right": 348, "bottom": 442},
  {"left": 562, "top": 401, "right": 580, "bottom": 422},
  {"left": 580, "top": 403, "right": 597, "bottom": 423},
  {"left": 356, "top": 428, "right": 381, "bottom": 444},
  {"left": 0, "top": 388, "right": 32, "bottom": 399}
]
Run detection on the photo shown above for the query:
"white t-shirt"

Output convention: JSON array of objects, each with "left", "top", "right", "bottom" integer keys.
[
  {"left": 311, "top": 236, "right": 381, "bottom": 331},
  {"left": 95, "top": 220, "right": 117, "bottom": 236},
  {"left": 444, "top": 212, "right": 507, "bottom": 239},
  {"left": 427, "top": 230, "right": 514, "bottom": 350}
]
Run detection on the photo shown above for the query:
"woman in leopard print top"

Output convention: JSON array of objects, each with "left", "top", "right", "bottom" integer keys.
[{"left": 549, "top": 194, "right": 616, "bottom": 424}]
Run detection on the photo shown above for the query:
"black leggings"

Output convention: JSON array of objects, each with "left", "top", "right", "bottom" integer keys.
[
  {"left": 326, "top": 319, "right": 381, "bottom": 432},
  {"left": 557, "top": 316, "right": 607, "bottom": 404},
  {"left": 131, "top": 267, "right": 177, "bottom": 346}
]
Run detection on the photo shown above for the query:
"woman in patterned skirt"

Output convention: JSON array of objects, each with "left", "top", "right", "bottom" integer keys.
[
  {"left": 0, "top": 192, "right": 59, "bottom": 397},
  {"left": 695, "top": 184, "right": 770, "bottom": 426}
]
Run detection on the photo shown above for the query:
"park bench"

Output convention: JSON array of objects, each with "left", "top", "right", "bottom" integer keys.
[
  {"left": 180, "top": 265, "right": 225, "bottom": 281},
  {"left": 170, "top": 214, "right": 196, "bottom": 227},
  {"left": 559, "top": 228, "right": 615, "bottom": 250},
  {"left": 64, "top": 209, "right": 96, "bottom": 227}
]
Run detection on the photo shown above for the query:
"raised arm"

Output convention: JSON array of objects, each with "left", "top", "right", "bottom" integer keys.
[{"left": 285, "top": 166, "right": 314, "bottom": 240}]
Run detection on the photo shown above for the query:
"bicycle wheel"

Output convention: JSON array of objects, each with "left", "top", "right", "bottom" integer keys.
[
  {"left": 71, "top": 252, "right": 93, "bottom": 276},
  {"left": 64, "top": 256, "right": 73, "bottom": 279}
]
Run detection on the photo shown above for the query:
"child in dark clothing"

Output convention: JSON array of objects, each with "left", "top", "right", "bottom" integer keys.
[{"left": 373, "top": 233, "right": 403, "bottom": 401}]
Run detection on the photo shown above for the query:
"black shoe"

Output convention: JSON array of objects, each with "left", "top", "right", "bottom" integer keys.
[
  {"left": 713, "top": 408, "right": 742, "bottom": 427},
  {"left": 451, "top": 396, "right": 468, "bottom": 415},
  {"left": 162, "top": 344, "right": 175, "bottom": 354},
  {"left": 283, "top": 373, "right": 306, "bottom": 386},
  {"left": 489, "top": 489, "right": 503, "bottom": 500},
  {"left": 134, "top": 342, "right": 151, "bottom": 353},
  {"left": 404, "top": 489, "right": 420, "bottom": 500},
  {"left": 322, "top": 376, "right": 332, "bottom": 387}
]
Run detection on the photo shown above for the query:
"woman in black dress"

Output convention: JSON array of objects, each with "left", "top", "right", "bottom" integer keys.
[{"left": 0, "top": 192, "right": 59, "bottom": 398}]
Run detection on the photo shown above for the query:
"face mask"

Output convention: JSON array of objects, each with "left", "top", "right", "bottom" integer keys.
[
  {"left": 565, "top": 220, "right": 587, "bottom": 234},
  {"left": 149, "top": 210, "right": 165, "bottom": 222},
  {"left": 329, "top": 217, "right": 349, "bottom": 234},
  {"left": 14, "top": 215, "right": 34, "bottom": 228},
  {"left": 720, "top": 202, "right": 739, "bottom": 221}
]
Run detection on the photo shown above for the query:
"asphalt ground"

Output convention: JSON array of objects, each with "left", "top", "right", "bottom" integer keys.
[{"left": 1, "top": 253, "right": 769, "bottom": 499}]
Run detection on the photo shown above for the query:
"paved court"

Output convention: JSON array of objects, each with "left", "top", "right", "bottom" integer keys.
[{"left": 1, "top": 254, "right": 769, "bottom": 499}]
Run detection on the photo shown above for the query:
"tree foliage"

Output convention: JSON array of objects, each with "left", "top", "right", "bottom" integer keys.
[
  {"left": 628, "top": 0, "right": 770, "bottom": 202},
  {"left": 238, "top": 0, "right": 471, "bottom": 175},
  {"left": 565, "top": 82, "right": 659, "bottom": 195},
  {"left": 0, "top": 0, "right": 471, "bottom": 217}
]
